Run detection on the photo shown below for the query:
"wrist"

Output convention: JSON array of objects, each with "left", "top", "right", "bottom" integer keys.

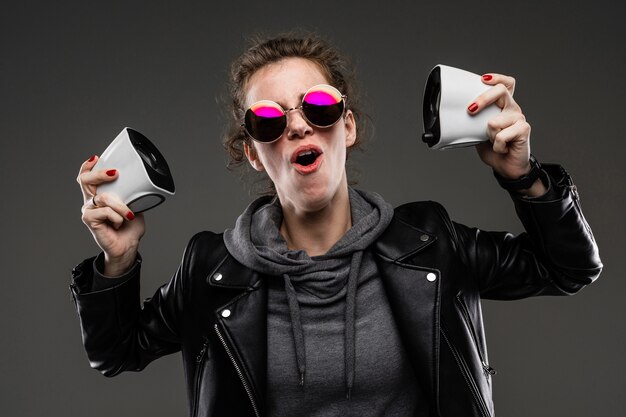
[
  {"left": 515, "top": 175, "right": 548, "bottom": 197},
  {"left": 495, "top": 162, "right": 532, "bottom": 180},
  {"left": 494, "top": 154, "right": 543, "bottom": 192},
  {"left": 104, "top": 251, "right": 137, "bottom": 277}
]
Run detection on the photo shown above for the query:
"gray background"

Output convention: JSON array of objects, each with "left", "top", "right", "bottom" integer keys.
[{"left": 1, "top": 0, "right": 625, "bottom": 416}]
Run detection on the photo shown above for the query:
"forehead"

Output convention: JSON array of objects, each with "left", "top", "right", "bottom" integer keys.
[{"left": 245, "top": 57, "right": 330, "bottom": 107}]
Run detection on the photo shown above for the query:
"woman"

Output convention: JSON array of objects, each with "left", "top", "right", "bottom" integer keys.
[{"left": 72, "top": 34, "right": 602, "bottom": 417}]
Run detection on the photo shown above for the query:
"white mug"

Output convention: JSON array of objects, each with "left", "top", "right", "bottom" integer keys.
[
  {"left": 422, "top": 64, "right": 501, "bottom": 150},
  {"left": 93, "top": 127, "right": 175, "bottom": 213}
]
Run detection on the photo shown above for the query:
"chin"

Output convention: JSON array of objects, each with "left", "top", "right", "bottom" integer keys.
[{"left": 283, "top": 176, "right": 346, "bottom": 213}]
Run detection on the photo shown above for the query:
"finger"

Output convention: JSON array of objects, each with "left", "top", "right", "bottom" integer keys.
[
  {"left": 487, "top": 109, "right": 526, "bottom": 140},
  {"left": 77, "top": 154, "right": 99, "bottom": 179},
  {"left": 82, "top": 206, "right": 126, "bottom": 231},
  {"left": 88, "top": 192, "right": 136, "bottom": 222},
  {"left": 468, "top": 83, "right": 520, "bottom": 114},
  {"left": 481, "top": 73, "right": 516, "bottom": 96},
  {"left": 77, "top": 155, "right": 98, "bottom": 191},
  {"left": 78, "top": 168, "right": 119, "bottom": 202},
  {"left": 77, "top": 155, "right": 99, "bottom": 201},
  {"left": 80, "top": 168, "right": 119, "bottom": 187},
  {"left": 491, "top": 120, "right": 531, "bottom": 154}
]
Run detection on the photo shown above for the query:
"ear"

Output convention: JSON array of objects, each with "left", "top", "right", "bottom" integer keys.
[
  {"left": 243, "top": 141, "right": 265, "bottom": 171},
  {"left": 344, "top": 109, "right": 357, "bottom": 148}
]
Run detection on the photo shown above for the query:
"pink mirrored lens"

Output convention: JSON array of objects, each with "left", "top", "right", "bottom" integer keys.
[
  {"left": 304, "top": 88, "right": 341, "bottom": 106},
  {"left": 251, "top": 103, "right": 283, "bottom": 118}
]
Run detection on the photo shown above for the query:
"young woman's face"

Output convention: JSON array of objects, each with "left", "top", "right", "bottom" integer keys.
[{"left": 243, "top": 57, "right": 356, "bottom": 213}]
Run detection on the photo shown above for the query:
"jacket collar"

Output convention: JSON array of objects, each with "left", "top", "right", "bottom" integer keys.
[
  {"left": 208, "top": 215, "right": 437, "bottom": 289},
  {"left": 374, "top": 215, "right": 436, "bottom": 261}
]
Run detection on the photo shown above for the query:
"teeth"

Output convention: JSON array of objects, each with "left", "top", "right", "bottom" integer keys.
[{"left": 298, "top": 150, "right": 317, "bottom": 157}]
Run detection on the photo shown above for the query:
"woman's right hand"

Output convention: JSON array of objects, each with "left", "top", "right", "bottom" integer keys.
[{"left": 77, "top": 155, "right": 146, "bottom": 276}]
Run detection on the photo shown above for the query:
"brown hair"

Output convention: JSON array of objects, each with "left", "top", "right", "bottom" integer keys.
[{"left": 223, "top": 32, "right": 370, "bottom": 193}]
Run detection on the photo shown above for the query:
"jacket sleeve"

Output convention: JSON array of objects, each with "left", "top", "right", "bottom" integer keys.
[
  {"left": 69, "top": 234, "right": 199, "bottom": 377},
  {"left": 451, "top": 164, "right": 603, "bottom": 299}
]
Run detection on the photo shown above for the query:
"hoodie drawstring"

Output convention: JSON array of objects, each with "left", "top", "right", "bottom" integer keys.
[
  {"left": 282, "top": 250, "right": 364, "bottom": 399},
  {"left": 344, "top": 250, "right": 363, "bottom": 399},
  {"left": 283, "top": 274, "right": 306, "bottom": 386}
]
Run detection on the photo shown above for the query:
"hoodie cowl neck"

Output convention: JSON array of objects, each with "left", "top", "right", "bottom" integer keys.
[{"left": 224, "top": 187, "right": 393, "bottom": 283}]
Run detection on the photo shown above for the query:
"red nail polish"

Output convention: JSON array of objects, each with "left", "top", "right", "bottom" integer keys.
[
  {"left": 88, "top": 155, "right": 96, "bottom": 162},
  {"left": 126, "top": 211, "right": 135, "bottom": 221},
  {"left": 106, "top": 169, "right": 117, "bottom": 176},
  {"left": 482, "top": 74, "right": 493, "bottom": 81},
  {"left": 468, "top": 102, "right": 479, "bottom": 112}
]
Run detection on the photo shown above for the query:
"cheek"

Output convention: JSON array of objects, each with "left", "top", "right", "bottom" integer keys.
[
  {"left": 256, "top": 146, "right": 282, "bottom": 173},
  {"left": 332, "top": 134, "right": 349, "bottom": 161}
]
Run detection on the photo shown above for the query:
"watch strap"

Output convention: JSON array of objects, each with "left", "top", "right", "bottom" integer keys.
[{"left": 494, "top": 155, "right": 543, "bottom": 191}]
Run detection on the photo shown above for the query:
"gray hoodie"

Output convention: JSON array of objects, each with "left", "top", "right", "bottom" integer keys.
[{"left": 224, "top": 188, "right": 420, "bottom": 416}]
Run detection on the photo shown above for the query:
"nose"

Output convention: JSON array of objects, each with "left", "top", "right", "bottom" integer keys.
[{"left": 285, "top": 107, "right": 313, "bottom": 140}]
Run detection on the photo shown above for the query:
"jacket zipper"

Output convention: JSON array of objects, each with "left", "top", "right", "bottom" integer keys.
[
  {"left": 569, "top": 183, "right": 594, "bottom": 236},
  {"left": 192, "top": 336, "right": 209, "bottom": 417},
  {"left": 214, "top": 324, "right": 260, "bottom": 417},
  {"left": 441, "top": 325, "right": 491, "bottom": 417},
  {"left": 557, "top": 165, "right": 593, "bottom": 238},
  {"left": 456, "top": 295, "right": 496, "bottom": 378}
]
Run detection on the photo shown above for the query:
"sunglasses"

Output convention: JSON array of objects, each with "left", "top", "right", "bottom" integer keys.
[{"left": 242, "top": 84, "right": 347, "bottom": 143}]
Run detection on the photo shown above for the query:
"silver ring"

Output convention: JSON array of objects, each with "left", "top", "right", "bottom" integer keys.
[{"left": 91, "top": 195, "right": 99, "bottom": 207}]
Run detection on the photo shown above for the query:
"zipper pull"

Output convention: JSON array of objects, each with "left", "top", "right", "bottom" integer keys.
[
  {"left": 482, "top": 362, "right": 497, "bottom": 377},
  {"left": 196, "top": 337, "right": 209, "bottom": 363},
  {"left": 69, "top": 283, "right": 78, "bottom": 305}
]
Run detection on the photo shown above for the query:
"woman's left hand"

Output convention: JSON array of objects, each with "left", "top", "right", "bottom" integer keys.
[{"left": 469, "top": 73, "right": 533, "bottom": 179}]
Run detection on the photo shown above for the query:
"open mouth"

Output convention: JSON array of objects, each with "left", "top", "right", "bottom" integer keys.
[
  {"left": 295, "top": 150, "right": 320, "bottom": 166},
  {"left": 291, "top": 145, "right": 323, "bottom": 174}
]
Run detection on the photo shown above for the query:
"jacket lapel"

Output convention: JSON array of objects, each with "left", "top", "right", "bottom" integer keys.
[
  {"left": 208, "top": 255, "right": 267, "bottom": 415},
  {"left": 374, "top": 216, "right": 441, "bottom": 413}
]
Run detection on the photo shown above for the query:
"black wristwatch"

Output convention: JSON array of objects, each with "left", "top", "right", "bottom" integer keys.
[{"left": 493, "top": 154, "right": 543, "bottom": 191}]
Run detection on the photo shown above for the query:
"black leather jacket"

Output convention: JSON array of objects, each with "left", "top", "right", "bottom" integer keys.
[{"left": 71, "top": 164, "right": 602, "bottom": 417}]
